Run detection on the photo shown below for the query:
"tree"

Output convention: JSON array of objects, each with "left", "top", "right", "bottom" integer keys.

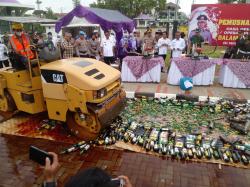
[
  {"left": 90, "top": 0, "right": 166, "bottom": 18},
  {"left": 33, "top": 10, "right": 46, "bottom": 18},
  {"left": 45, "top": 7, "right": 57, "bottom": 19},
  {"left": 72, "top": 0, "right": 81, "bottom": 8}
]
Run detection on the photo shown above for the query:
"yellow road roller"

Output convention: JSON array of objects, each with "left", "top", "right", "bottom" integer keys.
[{"left": 0, "top": 57, "right": 126, "bottom": 140}]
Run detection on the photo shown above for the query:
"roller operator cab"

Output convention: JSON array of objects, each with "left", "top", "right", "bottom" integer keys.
[{"left": 0, "top": 58, "right": 126, "bottom": 140}]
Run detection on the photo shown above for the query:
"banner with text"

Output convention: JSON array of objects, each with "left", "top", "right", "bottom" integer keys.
[{"left": 188, "top": 4, "right": 250, "bottom": 46}]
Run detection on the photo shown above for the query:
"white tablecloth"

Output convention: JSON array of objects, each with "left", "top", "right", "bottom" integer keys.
[
  {"left": 219, "top": 65, "right": 248, "bottom": 88},
  {"left": 167, "top": 62, "right": 216, "bottom": 85},
  {"left": 122, "top": 63, "right": 161, "bottom": 82},
  {"left": 121, "top": 62, "right": 161, "bottom": 82}
]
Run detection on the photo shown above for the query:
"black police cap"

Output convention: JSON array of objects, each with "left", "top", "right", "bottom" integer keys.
[{"left": 197, "top": 15, "right": 208, "bottom": 21}]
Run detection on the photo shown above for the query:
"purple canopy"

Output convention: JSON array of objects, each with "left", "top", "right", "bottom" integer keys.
[
  {"left": 0, "top": 0, "right": 20, "bottom": 3},
  {"left": 55, "top": 5, "right": 135, "bottom": 43}
]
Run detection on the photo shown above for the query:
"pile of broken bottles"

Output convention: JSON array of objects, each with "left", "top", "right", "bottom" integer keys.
[
  {"left": 61, "top": 97, "right": 250, "bottom": 165},
  {"left": 94, "top": 98, "right": 250, "bottom": 165}
]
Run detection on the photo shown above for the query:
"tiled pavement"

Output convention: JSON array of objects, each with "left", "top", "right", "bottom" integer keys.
[
  {"left": 0, "top": 134, "right": 249, "bottom": 187},
  {"left": 123, "top": 73, "right": 250, "bottom": 100}
]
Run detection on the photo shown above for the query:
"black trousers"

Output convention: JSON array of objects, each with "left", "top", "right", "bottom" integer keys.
[
  {"left": 104, "top": 56, "right": 114, "bottom": 65},
  {"left": 159, "top": 54, "right": 167, "bottom": 61},
  {"left": 79, "top": 54, "right": 90, "bottom": 58},
  {"left": 0, "top": 60, "right": 9, "bottom": 68}
]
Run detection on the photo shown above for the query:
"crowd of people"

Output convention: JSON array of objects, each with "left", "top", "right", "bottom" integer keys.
[
  {"left": 224, "top": 30, "right": 250, "bottom": 59},
  {"left": 118, "top": 28, "right": 188, "bottom": 62},
  {"left": 0, "top": 23, "right": 194, "bottom": 71},
  {"left": 2, "top": 21, "right": 250, "bottom": 73}
]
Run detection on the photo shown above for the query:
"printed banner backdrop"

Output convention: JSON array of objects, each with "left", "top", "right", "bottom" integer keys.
[{"left": 188, "top": 4, "right": 250, "bottom": 46}]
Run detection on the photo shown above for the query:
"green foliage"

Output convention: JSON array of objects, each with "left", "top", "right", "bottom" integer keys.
[
  {"left": 72, "top": 0, "right": 81, "bottom": 8},
  {"left": 90, "top": 0, "right": 166, "bottom": 18},
  {"left": 44, "top": 7, "right": 57, "bottom": 20},
  {"left": 33, "top": 10, "right": 46, "bottom": 18}
]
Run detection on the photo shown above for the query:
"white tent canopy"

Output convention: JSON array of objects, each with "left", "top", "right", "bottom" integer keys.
[
  {"left": 63, "top": 17, "right": 99, "bottom": 28},
  {"left": 0, "top": 16, "right": 56, "bottom": 23}
]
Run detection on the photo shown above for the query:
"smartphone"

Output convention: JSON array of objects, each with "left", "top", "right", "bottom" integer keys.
[
  {"left": 29, "top": 146, "right": 53, "bottom": 166},
  {"left": 111, "top": 179, "right": 124, "bottom": 187}
]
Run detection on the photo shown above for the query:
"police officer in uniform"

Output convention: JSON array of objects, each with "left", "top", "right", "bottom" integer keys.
[
  {"left": 189, "top": 28, "right": 204, "bottom": 53},
  {"left": 189, "top": 15, "right": 212, "bottom": 44}
]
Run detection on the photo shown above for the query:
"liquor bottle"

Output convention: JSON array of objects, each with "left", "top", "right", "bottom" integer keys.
[
  {"left": 60, "top": 146, "right": 78, "bottom": 154},
  {"left": 225, "top": 150, "right": 232, "bottom": 158},
  {"left": 209, "top": 148, "right": 214, "bottom": 155},
  {"left": 130, "top": 133, "right": 135, "bottom": 140},
  {"left": 223, "top": 152, "right": 230, "bottom": 162},
  {"left": 123, "top": 132, "right": 130, "bottom": 142},
  {"left": 146, "top": 142, "right": 151, "bottom": 151},
  {"left": 241, "top": 155, "right": 249, "bottom": 165},
  {"left": 150, "top": 140, "right": 155, "bottom": 150},
  {"left": 111, "top": 136, "right": 116, "bottom": 144},
  {"left": 105, "top": 137, "right": 109, "bottom": 145},
  {"left": 79, "top": 143, "right": 87, "bottom": 150},
  {"left": 234, "top": 150, "right": 242, "bottom": 161},
  {"left": 138, "top": 136, "right": 144, "bottom": 146},
  {"left": 98, "top": 139, "right": 104, "bottom": 145},
  {"left": 213, "top": 149, "right": 220, "bottom": 160},
  {"left": 162, "top": 145, "right": 167, "bottom": 155},
  {"left": 108, "top": 137, "right": 113, "bottom": 145},
  {"left": 204, "top": 149, "right": 212, "bottom": 159},
  {"left": 188, "top": 149, "right": 193, "bottom": 159},
  {"left": 131, "top": 136, "right": 137, "bottom": 144},
  {"left": 196, "top": 147, "right": 203, "bottom": 159},
  {"left": 60, "top": 141, "right": 86, "bottom": 154},
  {"left": 195, "top": 134, "right": 202, "bottom": 146},
  {"left": 231, "top": 151, "right": 240, "bottom": 163},
  {"left": 80, "top": 144, "right": 90, "bottom": 155},
  {"left": 180, "top": 148, "right": 187, "bottom": 160},
  {"left": 170, "top": 146, "right": 175, "bottom": 157},
  {"left": 167, "top": 145, "right": 171, "bottom": 155},
  {"left": 154, "top": 144, "right": 159, "bottom": 152},
  {"left": 211, "top": 139, "right": 217, "bottom": 147},
  {"left": 174, "top": 147, "right": 179, "bottom": 158},
  {"left": 200, "top": 147, "right": 205, "bottom": 155},
  {"left": 235, "top": 145, "right": 245, "bottom": 151},
  {"left": 170, "top": 132, "right": 176, "bottom": 140},
  {"left": 208, "top": 121, "right": 214, "bottom": 129},
  {"left": 158, "top": 143, "right": 162, "bottom": 154},
  {"left": 192, "top": 147, "right": 197, "bottom": 158},
  {"left": 217, "top": 149, "right": 224, "bottom": 160}
]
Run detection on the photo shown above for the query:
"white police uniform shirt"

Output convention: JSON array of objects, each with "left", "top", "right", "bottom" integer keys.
[
  {"left": 170, "top": 38, "right": 186, "bottom": 58},
  {"left": 110, "top": 34, "right": 116, "bottom": 46},
  {"left": 157, "top": 37, "right": 171, "bottom": 55},
  {"left": 101, "top": 37, "right": 115, "bottom": 57}
]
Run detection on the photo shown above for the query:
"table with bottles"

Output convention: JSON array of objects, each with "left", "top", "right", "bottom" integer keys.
[
  {"left": 219, "top": 59, "right": 250, "bottom": 88},
  {"left": 121, "top": 56, "right": 164, "bottom": 83},
  {"left": 167, "top": 57, "right": 222, "bottom": 86}
]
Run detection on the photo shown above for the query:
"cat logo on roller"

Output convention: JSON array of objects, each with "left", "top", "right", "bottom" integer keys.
[
  {"left": 0, "top": 57, "right": 126, "bottom": 141},
  {"left": 52, "top": 74, "right": 64, "bottom": 83}
]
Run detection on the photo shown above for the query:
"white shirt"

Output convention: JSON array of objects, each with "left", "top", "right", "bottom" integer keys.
[
  {"left": 0, "top": 43, "right": 8, "bottom": 61},
  {"left": 170, "top": 38, "right": 186, "bottom": 58},
  {"left": 110, "top": 34, "right": 116, "bottom": 45},
  {"left": 157, "top": 37, "right": 171, "bottom": 55},
  {"left": 101, "top": 37, "right": 115, "bottom": 57}
]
